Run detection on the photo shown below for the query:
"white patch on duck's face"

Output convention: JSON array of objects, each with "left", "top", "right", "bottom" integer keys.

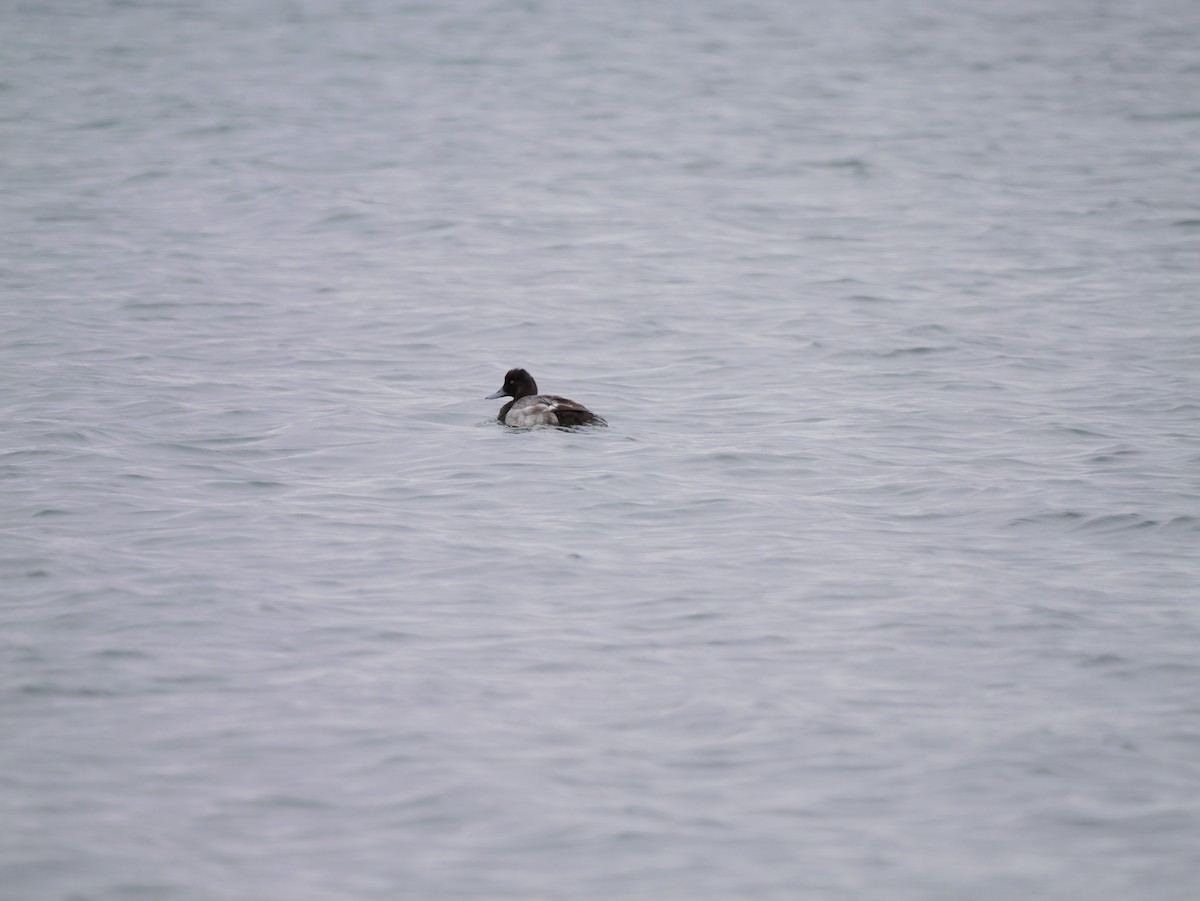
[{"left": 504, "top": 397, "right": 560, "bottom": 427}]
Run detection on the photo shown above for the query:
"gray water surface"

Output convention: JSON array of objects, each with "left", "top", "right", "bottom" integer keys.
[{"left": 3, "top": 1, "right": 1200, "bottom": 899}]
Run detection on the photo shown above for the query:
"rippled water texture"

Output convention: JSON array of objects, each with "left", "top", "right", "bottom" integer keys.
[{"left": 3, "top": 1, "right": 1200, "bottom": 898}]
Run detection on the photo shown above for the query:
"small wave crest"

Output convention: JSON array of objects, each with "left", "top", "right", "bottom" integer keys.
[{"left": 1008, "top": 511, "right": 1199, "bottom": 534}]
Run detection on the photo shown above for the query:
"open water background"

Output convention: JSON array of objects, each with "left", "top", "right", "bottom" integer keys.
[{"left": 3, "top": 0, "right": 1200, "bottom": 898}]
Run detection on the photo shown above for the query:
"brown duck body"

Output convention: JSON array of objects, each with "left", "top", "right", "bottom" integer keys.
[{"left": 487, "top": 368, "right": 606, "bottom": 428}]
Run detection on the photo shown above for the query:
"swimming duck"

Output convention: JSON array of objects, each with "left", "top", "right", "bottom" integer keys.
[{"left": 486, "top": 368, "right": 606, "bottom": 428}]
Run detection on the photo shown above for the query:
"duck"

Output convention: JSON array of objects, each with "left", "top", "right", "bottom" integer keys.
[{"left": 486, "top": 368, "right": 606, "bottom": 428}]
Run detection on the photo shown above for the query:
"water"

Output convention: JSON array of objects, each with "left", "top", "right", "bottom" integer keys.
[{"left": 3, "top": 1, "right": 1200, "bottom": 898}]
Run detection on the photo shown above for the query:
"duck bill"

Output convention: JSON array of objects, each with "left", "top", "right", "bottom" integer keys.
[{"left": 485, "top": 389, "right": 507, "bottom": 399}]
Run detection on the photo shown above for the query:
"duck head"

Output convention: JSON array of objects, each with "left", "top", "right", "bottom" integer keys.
[{"left": 486, "top": 368, "right": 538, "bottom": 400}]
